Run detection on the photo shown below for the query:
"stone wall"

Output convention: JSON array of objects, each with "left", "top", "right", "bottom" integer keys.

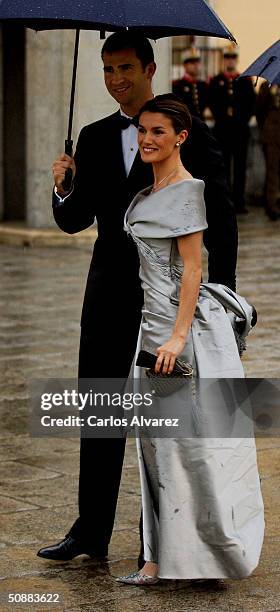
[
  {"left": 26, "top": 30, "right": 73, "bottom": 228},
  {"left": 210, "top": 0, "right": 280, "bottom": 72}
]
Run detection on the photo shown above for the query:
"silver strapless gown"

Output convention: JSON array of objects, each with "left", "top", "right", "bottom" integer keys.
[{"left": 124, "top": 179, "right": 264, "bottom": 580}]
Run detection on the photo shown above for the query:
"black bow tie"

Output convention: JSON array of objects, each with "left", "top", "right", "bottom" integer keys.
[{"left": 119, "top": 114, "right": 139, "bottom": 130}]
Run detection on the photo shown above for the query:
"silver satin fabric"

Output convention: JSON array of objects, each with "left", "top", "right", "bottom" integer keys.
[{"left": 124, "top": 179, "right": 264, "bottom": 580}]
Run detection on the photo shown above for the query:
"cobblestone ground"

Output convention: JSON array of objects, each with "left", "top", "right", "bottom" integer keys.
[{"left": 0, "top": 208, "right": 280, "bottom": 611}]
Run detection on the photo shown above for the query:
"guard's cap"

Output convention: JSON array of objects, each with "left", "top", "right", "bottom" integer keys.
[
  {"left": 223, "top": 42, "right": 239, "bottom": 58},
  {"left": 183, "top": 47, "right": 201, "bottom": 63}
]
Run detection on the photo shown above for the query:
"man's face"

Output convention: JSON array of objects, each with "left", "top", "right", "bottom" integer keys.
[
  {"left": 184, "top": 60, "right": 201, "bottom": 79},
  {"left": 102, "top": 48, "right": 154, "bottom": 108},
  {"left": 224, "top": 55, "right": 238, "bottom": 73}
]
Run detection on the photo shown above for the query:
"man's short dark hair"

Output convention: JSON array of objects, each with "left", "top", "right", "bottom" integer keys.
[{"left": 101, "top": 31, "right": 154, "bottom": 69}]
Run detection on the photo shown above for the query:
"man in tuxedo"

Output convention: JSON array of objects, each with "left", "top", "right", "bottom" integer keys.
[{"left": 37, "top": 32, "right": 238, "bottom": 563}]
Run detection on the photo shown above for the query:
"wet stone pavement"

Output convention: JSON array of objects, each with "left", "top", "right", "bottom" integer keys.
[{"left": 0, "top": 207, "right": 280, "bottom": 611}]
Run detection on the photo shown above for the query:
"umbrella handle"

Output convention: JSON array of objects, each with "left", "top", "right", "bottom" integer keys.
[
  {"left": 62, "top": 139, "right": 73, "bottom": 192},
  {"left": 61, "top": 30, "right": 80, "bottom": 192}
]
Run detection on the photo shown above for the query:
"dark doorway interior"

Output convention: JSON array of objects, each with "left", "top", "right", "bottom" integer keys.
[{"left": 2, "top": 26, "right": 26, "bottom": 220}]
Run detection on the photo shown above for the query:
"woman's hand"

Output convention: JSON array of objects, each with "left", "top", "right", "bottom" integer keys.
[{"left": 155, "top": 335, "right": 186, "bottom": 374}]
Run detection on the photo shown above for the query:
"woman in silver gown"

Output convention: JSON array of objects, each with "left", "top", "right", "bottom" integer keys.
[{"left": 116, "top": 95, "right": 264, "bottom": 585}]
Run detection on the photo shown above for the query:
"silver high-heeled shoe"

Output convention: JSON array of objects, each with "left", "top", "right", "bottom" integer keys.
[{"left": 116, "top": 570, "right": 159, "bottom": 585}]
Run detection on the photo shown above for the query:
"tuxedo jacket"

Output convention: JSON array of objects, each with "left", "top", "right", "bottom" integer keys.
[{"left": 53, "top": 111, "right": 238, "bottom": 332}]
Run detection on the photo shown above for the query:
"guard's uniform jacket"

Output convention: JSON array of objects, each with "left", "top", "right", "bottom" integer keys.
[
  {"left": 208, "top": 72, "right": 255, "bottom": 212},
  {"left": 172, "top": 74, "right": 208, "bottom": 119}
]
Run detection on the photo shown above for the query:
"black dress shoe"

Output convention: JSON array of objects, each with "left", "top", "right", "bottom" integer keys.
[{"left": 37, "top": 536, "right": 108, "bottom": 561}]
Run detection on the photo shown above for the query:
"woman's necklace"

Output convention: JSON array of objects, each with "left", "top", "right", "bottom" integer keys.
[{"left": 151, "top": 167, "right": 180, "bottom": 193}]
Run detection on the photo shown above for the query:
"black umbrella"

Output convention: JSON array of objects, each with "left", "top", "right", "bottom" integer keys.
[
  {"left": 0, "top": 0, "right": 235, "bottom": 188},
  {"left": 240, "top": 39, "right": 280, "bottom": 86}
]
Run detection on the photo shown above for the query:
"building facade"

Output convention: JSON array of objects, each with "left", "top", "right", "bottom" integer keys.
[
  {"left": 211, "top": 0, "right": 280, "bottom": 72},
  {"left": 1, "top": 3, "right": 279, "bottom": 228},
  {"left": 0, "top": 30, "right": 171, "bottom": 228}
]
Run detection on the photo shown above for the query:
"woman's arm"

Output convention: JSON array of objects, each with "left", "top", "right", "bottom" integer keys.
[{"left": 155, "top": 231, "right": 203, "bottom": 374}]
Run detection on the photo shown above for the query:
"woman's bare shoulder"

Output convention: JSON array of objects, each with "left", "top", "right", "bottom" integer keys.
[{"left": 168, "top": 170, "right": 193, "bottom": 185}]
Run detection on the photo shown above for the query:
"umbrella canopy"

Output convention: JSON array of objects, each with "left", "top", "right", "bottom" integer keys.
[
  {"left": 240, "top": 39, "right": 280, "bottom": 86},
  {"left": 0, "top": 0, "right": 235, "bottom": 41}
]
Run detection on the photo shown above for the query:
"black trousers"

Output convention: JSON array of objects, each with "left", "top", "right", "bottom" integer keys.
[
  {"left": 68, "top": 310, "right": 143, "bottom": 551},
  {"left": 263, "top": 142, "right": 280, "bottom": 213},
  {"left": 214, "top": 122, "right": 250, "bottom": 211}
]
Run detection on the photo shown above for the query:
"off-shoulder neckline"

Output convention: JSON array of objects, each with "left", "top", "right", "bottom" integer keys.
[{"left": 124, "top": 178, "right": 205, "bottom": 230}]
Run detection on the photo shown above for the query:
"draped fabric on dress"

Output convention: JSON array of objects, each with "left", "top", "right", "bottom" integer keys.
[{"left": 124, "top": 179, "right": 264, "bottom": 580}]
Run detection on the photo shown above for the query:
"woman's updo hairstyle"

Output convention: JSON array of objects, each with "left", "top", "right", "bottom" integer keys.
[{"left": 138, "top": 93, "right": 192, "bottom": 134}]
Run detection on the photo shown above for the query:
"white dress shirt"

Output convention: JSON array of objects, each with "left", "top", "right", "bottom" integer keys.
[
  {"left": 120, "top": 109, "right": 138, "bottom": 176},
  {"left": 54, "top": 108, "right": 138, "bottom": 203}
]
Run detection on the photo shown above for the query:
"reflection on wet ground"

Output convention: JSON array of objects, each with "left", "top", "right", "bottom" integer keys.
[{"left": 0, "top": 209, "right": 280, "bottom": 610}]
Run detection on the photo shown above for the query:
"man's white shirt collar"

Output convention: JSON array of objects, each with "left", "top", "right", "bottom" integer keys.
[{"left": 119, "top": 107, "right": 138, "bottom": 175}]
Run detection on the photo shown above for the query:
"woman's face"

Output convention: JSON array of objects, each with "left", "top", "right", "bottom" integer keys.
[{"left": 138, "top": 111, "right": 187, "bottom": 163}]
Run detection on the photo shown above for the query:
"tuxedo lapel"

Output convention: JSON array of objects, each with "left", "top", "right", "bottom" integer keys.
[
  {"left": 102, "top": 111, "right": 153, "bottom": 197},
  {"left": 127, "top": 149, "right": 154, "bottom": 189}
]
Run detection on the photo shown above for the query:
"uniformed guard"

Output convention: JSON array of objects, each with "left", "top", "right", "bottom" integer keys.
[
  {"left": 256, "top": 82, "right": 280, "bottom": 221},
  {"left": 256, "top": 82, "right": 280, "bottom": 220},
  {"left": 208, "top": 43, "right": 256, "bottom": 213},
  {"left": 172, "top": 47, "right": 208, "bottom": 119}
]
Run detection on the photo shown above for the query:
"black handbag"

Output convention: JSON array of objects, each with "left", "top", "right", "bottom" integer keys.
[{"left": 136, "top": 350, "right": 193, "bottom": 397}]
